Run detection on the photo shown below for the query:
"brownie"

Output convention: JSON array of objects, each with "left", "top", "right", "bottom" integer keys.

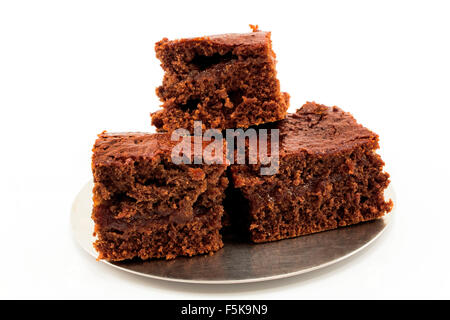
[
  {"left": 91, "top": 132, "right": 228, "bottom": 261},
  {"left": 151, "top": 28, "right": 289, "bottom": 133},
  {"left": 229, "top": 102, "right": 393, "bottom": 243}
]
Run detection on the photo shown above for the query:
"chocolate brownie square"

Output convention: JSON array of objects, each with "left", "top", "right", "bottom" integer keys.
[
  {"left": 151, "top": 28, "right": 289, "bottom": 133},
  {"left": 229, "top": 102, "right": 393, "bottom": 243},
  {"left": 91, "top": 132, "right": 228, "bottom": 261}
]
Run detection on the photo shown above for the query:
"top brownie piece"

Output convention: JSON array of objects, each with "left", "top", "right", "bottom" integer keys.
[
  {"left": 155, "top": 31, "right": 275, "bottom": 74},
  {"left": 152, "top": 29, "right": 289, "bottom": 133}
]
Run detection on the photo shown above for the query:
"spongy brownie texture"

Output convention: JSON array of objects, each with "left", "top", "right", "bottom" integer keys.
[
  {"left": 229, "top": 102, "right": 393, "bottom": 243},
  {"left": 91, "top": 132, "right": 228, "bottom": 261},
  {"left": 151, "top": 30, "right": 289, "bottom": 133}
]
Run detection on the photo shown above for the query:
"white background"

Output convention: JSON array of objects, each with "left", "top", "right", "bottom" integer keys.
[{"left": 1, "top": 0, "right": 449, "bottom": 299}]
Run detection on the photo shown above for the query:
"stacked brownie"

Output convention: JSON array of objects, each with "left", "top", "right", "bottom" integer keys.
[
  {"left": 151, "top": 29, "right": 289, "bottom": 132},
  {"left": 91, "top": 28, "right": 392, "bottom": 261}
]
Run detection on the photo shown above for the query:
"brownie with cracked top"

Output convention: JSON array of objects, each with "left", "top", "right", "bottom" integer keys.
[{"left": 229, "top": 102, "right": 393, "bottom": 243}]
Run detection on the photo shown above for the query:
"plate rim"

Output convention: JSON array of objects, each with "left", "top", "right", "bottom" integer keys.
[{"left": 71, "top": 180, "right": 395, "bottom": 284}]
